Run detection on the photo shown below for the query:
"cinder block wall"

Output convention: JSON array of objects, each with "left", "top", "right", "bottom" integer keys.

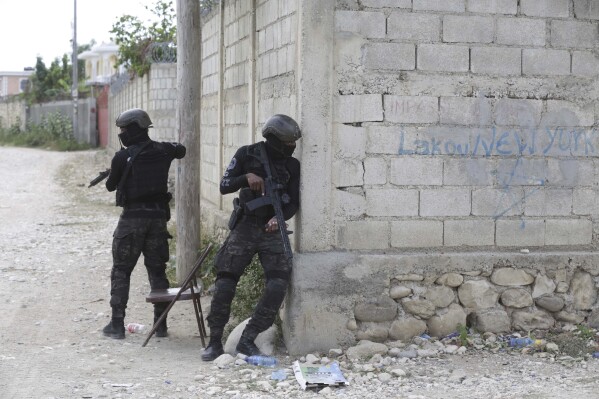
[
  {"left": 283, "top": 0, "right": 599, "bottom": 354},
  {"left": 107, "top": 64, "right": 177, "bottom": 151},
  {"left": 0, "top": 99, "right": 26, "bottom": 131},
  {"left": 199, "top": 0, "right": 299, "bottom": 240},
  {"left": 190, "top": 0, "right": 599, "bottom": 354},
  {"left": 331, "top": 0, "right": 598, "bottom": 251}
]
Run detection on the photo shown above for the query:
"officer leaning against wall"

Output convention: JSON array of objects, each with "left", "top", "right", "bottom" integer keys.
[
  {"left": 102, "top": 108, "right": 186, "bottom": 340},
  {"left": 201, "top": 114, "right": 301, "bottom": 361}
]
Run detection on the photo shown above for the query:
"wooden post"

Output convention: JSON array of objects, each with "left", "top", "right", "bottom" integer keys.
[{"left": 175, "top": 0, "right": 202, "bottom": 282}]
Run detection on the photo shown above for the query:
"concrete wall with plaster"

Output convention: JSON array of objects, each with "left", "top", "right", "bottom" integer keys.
[{"left": 109, "top": 0, "right": 599, "bottom": 354}]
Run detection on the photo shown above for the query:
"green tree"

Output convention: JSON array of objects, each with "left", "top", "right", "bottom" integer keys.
[
  {"left": 23, "top": 43, "right": 92, "bottom": 104},
  {"left": 110, "top": 0, "right": 176, "bottom": 77}
]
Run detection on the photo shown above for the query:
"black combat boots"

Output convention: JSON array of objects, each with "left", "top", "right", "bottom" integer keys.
[
  {"left": 154, "top": 306, "right": 168, "bottom": 338},
  {"left": 201, "top": 335, "right": 224, "bottom": 361},
  {"left": 236, "top": 334, "right": 264, "bottom": 356},
  {"left": 102, "top": 317, "right": 125, "bottom": 339},
  {"left": 154, "top": 316, "right": 168, "bottom": 337}
]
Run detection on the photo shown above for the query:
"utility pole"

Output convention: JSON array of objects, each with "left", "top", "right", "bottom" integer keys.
[
  {"left": 175, "top": 0, "right": 202, "bottom": 282},
  {"left": 72, "top": 0, "right": 78, "bottom": 140}
]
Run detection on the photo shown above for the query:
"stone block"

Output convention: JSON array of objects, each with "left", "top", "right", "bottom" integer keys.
[
  {"left": 364, "top": 43, "right": 415, "bottom": 70},
  {"left": 471, "top": 47, "right": 522, "bottom": 76},
  {"left": 545, "top": 219, "right": 593, "bottom": 245},
  {"left": 520, "top": 0, "right": 569, "bottom": 17},
  {"left": 389, "top": 317, "right": 427, "bottom": 342},
  {"left": 413, "top": 0, "right": 465, "bottom": 12},
  {"left": 458, "top": 280, "right": 499, "bottom": 309},
  {"left": 364, "top": 158, "right": 387, "bottom": 185},
  {"left": 440, "top": 96, "right": 492, "bottom": 125},
  {"left": 467, "top": 309, "right": 511, "bottom": 333},
  {"left": 384, "top": 95, "right": 439, "bottom": 124},
  {"left": 390, "top": 157, "right": 443, "bottom": 185},
  {"left": 511, "top": 310, "right": 555, "bottom": 330},
  {"left": 362, "top": 0, "right": 412, "bottom": 7},
  {"left": 427, "top": 304, "right": 467, "bottom": 338},
  {"left": 444, "top": 220, "right": 495, "bottom": 246},
  {"left": 547, "top": 159, "right": 595, "bottom": 187},
  {"left": 335, "top": 94, "right": 384, "bottom": 123},
  {"left": 551, "top": 20, "right": 598, "bottom": 48},
  {"left": 523, "top": 188, "right": 573, "bottom": 216},
  {"left": 496, "top": 220, "right": 545, "bottom": 247},
  {"left": 523, "top": 49, "right": 571, "bottom": 76},
  {"left": 354, "top": 296, "right": 398, "bottom": 322},
  {"left": 420, "top": 189, "right": 471, "bottom": 217},
  {"left": 335, "top": 10, "right": 386, "bottom": 38},
  {"left": 572, "top": 51, "right": 599, "bottom": 77},
  {"left": 332, "top": 160, "right": 364, "bottom": 187},
  {"left": 334, "top": 189, "right": 367, "bottom": 217},
  {"left": 436, "top": 273, "right": 464, "bottom": 287},
  {"left": 544, "top": 99, "right": 595, "bottom": 127},
  {"left": 573, "top": 188, "right": 598, "bottom": 215},
  {"left": 443, "top": 15, "right": 494, "bottom": 43},
  {"left": 417, "top": 44, "right": 469, "bottom": 72},
  {"left": 472, "top": 188, "right": 523, "bottom": 217},
  {"left": 366, "top": 189, "right": 419, "bottom": 216},
  {"left": 494, "top": 98, "right": 543, "bottom": 126},
  {"left": 387, "top": 12, "right": 441, "bottom": 41},
  {"left": 444, "top": 158, "right": 495, "bottom": 186},
  {"left": 402, "top": 298, "right": 436, "bottom": 319},
  {"left": 391, "top": 220, "right": 443, "bottom": 248},
  {"left": 574, "top": 0, "right": 599, "bottom": 20},
  {"left": 495, "top": 158, "right": 546, "bottom": 186},
  {"left": 496, "top": 17, "right": 546, "bottom": 46},
  {"left": 336, "top": 221, "right": 389, "bottom": 249},
  {"left": 466, "top": 0, "right": 517, "bottom": 14},
  {"left": 500, "top": 288, "right": 533, "bottom": 308},
  {"left": 367, "top": 125, "right": 404, "bottom": 155},
  {"left": 334, "top": 124, "right": 367, "bottom": 159},
  {"left": 424, "top": 286, "right": 455, "bottom": 308},
  {"left": 535, "top": 295, "right": 565, "bottom": 312}
]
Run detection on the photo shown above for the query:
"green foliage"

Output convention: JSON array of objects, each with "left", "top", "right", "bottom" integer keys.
[
  {"left": 0, "top": 112, "right": 88, "bottom": 151},
  {"left": 576, "top": 324, "right": 595, "bottom": 341},
  {"left": 457, "top": 323, "right": 469, "bottom": 346},
  {"left": 23, "top": 43, "right": 91, "bottom": 104},
  {"left": 110, "top": 0, "right": 176, "bottom": 77}
]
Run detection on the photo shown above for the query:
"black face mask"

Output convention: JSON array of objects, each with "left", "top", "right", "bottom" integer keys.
[
  {"left": 266, "top": 135, "right": 296, "bottom": 158},
  {"left": 118, "top": 124, "right": 149, "bottom": 147},
  {"left": 118, "top": 131, "right": 134, "bottom": 147}
]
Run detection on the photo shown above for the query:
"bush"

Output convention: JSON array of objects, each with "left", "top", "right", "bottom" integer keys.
[{"left": 0, "top": 112, "right": 88, "bottom": 151}]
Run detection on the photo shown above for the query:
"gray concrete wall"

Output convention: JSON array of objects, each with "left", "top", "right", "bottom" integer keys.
[
  {"left": 107, "top": 64, "right": 178, "bottom": 151},
  {"left": 0, "top": 98, "right": 26, "bottom": 131},
  {"left": 28, "top": 98, "right": 97, "bottom": 146},
  {"left": 113, "top": 0, "right": 599, "bottom": 354},
  {"left": 282, "top": 0, "right": 599, "bottom": 354}
]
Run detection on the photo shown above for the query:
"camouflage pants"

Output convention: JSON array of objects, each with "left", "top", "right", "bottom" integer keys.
[
  {"left": 110, "top": 217, "right": 171, "bottom": 318},
  {"left": 207, "top": 216, "right": 292, "bottom": 337}
]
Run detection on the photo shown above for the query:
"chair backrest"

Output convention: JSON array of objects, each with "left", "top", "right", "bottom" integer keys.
[{"left": 179, "top": 243, "right": 213, "bottom": 291}]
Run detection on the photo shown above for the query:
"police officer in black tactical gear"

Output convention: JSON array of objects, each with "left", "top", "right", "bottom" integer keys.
[
  {"left": 102, "top": 108, "right": 186, "bottom": 340},
  {"left": 201, "top": 114, "right": 301, "bottom": 361}
]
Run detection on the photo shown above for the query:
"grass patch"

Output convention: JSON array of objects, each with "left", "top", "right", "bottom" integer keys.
[{"left": 0, "top": 113, "right": 89, "bottom": 151}]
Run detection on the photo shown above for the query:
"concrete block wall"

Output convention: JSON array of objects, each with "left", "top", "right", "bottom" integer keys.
[
  {"left": 332, "top": 0, "right": 599, "bottom": 251},
  {"left": 0, "top": 98, "right": 26, "bottom": 131},
  {"left": 199, "top": 0, "right": 299, "bottom": 239},
  {"left": 108, "top": 65, "right": 177, "bottom": 150}
]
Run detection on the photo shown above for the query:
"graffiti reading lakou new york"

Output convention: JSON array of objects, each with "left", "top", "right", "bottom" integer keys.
[
  {"left": 393, "top": 100, "right": 598, "bottom": 226},
  {"left": 398, "top": 127, "right": 597, "bottom": 157}
]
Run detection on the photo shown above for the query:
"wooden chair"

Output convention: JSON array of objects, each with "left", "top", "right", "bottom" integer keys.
[{"left": 142, "top": 243, "right": 213, "bottom": 347}]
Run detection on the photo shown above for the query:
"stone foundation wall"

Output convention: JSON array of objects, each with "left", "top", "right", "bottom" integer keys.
[{"left": 283, "top": 250, "right": 599, "bottom": 354}]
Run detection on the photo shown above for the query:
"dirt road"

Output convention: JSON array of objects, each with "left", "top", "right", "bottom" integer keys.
[{"left": 1, "top": 146, "right": 599, "bottom": 399}]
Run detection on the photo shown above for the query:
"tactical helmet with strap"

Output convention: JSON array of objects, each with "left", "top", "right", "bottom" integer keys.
[
  {"left": 261, "top": 114, "right": 301, "bottom": 142},
  {"left": 116, "top": 108, "right": 153, "bottom": 129}
]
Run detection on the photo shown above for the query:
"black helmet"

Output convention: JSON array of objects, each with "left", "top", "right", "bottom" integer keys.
[
  {"left": 261, "top": 114, "right": 301, "bottom": 142},
  {"left": 115, "top": 108, "right": 153, "bottom": 129}
]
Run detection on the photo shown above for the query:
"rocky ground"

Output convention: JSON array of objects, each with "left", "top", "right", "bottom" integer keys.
[{"left": 1, "top": 146, "right": 599, "bottom": 399}]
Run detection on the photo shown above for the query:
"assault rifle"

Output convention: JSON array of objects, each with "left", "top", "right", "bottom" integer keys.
[
  {"left": 257, "top": 142, "right": 293, "bottom": 260},
  {"left": 88, "top": 169, "right": 111, "bottom": 188}
]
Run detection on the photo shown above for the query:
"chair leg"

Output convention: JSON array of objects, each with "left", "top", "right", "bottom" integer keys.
[{"left": 192, "top": 296, "right": 206, "bottom": 347}]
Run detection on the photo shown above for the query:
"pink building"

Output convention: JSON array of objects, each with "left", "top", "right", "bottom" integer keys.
[{"left": 0, "top": 69, "right": 34, "bottom": 98}]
